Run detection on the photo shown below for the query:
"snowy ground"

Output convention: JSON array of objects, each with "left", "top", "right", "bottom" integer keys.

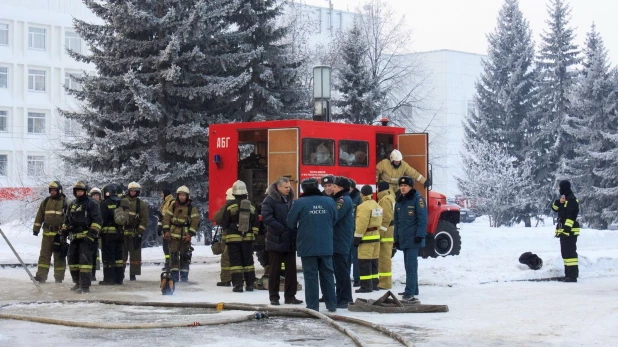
[{"left": 0, "top": 216, "right": 617, "bottom": 346}]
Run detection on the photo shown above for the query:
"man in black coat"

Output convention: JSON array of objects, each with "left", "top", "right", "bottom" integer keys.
[{"left": 262, "top": 177, "right": 303, "bottom": 305}]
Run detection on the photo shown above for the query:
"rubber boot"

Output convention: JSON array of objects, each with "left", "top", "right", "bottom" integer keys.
[
  {"left": 115, "top": 267, "right": 124, "bottom": 285},
  {"left": 171, "top": 270, "right": 180, "bottom": 284}
]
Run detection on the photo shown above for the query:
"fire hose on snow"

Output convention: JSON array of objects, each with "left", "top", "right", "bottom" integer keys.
[{"left": 0, "top": 300, "right": 413, "bottom": 347}]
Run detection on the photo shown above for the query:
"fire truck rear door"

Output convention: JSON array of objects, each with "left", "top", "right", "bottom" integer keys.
[
  {"left": 398, "top": 133, "right": 428, "bottom": 202},
  {"left": 268, "top": 128, "right": 299, "bottom": 198}
]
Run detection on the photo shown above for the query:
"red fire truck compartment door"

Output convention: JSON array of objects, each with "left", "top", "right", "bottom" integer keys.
[
  {"left": 398, "top": 133, "right": 429, "bottom": 202},
  {"left": 268, "top": 128, "right": 299, "bottom": 198}
]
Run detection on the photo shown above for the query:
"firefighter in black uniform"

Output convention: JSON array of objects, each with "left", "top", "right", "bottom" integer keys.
[
  {"left": 221, "top": 180, "right": 259, "bottom": 292},
  {"left": 63, "top": 181, "right": 102, "bottom": 293},
  {"left": 98, "top": 185, "right": 125, "bottom": 285},
  {"left": 551, "top": 180, "right": 580, "bottom": 282}
]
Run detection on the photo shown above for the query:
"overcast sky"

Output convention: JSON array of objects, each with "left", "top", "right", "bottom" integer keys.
[{"left": 304, "top": 0, "right": 617, "bottom": 65}]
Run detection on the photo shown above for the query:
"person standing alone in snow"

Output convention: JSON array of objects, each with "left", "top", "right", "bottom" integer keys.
[{"left": 551, "top": 180, "right": 580, "bottom": 282}]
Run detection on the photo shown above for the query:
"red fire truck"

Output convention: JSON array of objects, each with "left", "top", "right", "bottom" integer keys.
[{"left": 208, "top": 120, "right": 461, "bottom": 257}]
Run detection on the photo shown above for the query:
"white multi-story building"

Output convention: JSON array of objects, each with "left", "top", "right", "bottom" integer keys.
[
  {"left": 0, "top": 0, "right": 96, "bottom": 192},
  {"left": 408, "top": 50, "right": 485, "bottom": 197}
]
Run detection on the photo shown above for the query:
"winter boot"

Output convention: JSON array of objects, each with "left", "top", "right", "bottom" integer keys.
[
  {"left": 245, "top": 284, "right": 254, "bottom": 292},
  {"left": 233, "top": 286, "right": 244, "bottom": 293},
  {"left": 217, "top": 281, "right": 231, "bottom": 287},
  {"left": 70, "top": 283, "right": 80, "bottom": 291},
  {"left": 34, "top": 276, "right": 46, "bottom": 284},
  {"left": 77, "top": 287, "right": 90, "bottom": 294},
  {"left": 170, "top": 271, "right": 180, "bottom": 284},
  {"left": 180, "top": 272, "right": 189, "bottom": 283},
  {"left": 130, "top": 275, "right": 137, "bottom": 281}
]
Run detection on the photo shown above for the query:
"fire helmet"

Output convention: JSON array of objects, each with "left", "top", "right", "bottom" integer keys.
[
  {"left": 390, "top": 150, "right": 403, "bottom": 162},
  {"left": 232, "top": 180, "right": 248, "bottom": 196}
]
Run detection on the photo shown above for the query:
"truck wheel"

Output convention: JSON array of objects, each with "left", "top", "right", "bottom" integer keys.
[{"left": 433, "top": 220, "right": 461, "bottom": 257}]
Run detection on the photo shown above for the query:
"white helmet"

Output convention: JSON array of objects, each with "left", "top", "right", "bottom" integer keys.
[
  {"left": 225, "top": 188, "right": 234, "bottom": 200},
  {"left": 89, "top": 187, "right": 102, "bottom": 196},
  {"left": 176, "top": 185, "right": 190, "bottom": 195},
  {"left": 128, "top": 182, "right": 141, "bottom": 191},
  {"left": 232, "top": 180, "right": 248, "bottom": 195},
  {"left": 390, "top": 149, "right": 403, "bottom": 162}
]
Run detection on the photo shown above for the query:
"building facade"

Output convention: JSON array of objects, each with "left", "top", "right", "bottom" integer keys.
[{"left": 0, "top": 0, "right": 96, "bottom": 191}]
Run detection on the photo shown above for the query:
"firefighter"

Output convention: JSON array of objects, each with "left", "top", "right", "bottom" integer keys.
[
  {"left": 377, "top": 181, "right": 395, "bottom": 289},
  {"left": 354, "top": 185, "right": 383, "bottom": 293},
  {"left": 33, "top": 181, "right": 68, "bottom": 284},
  {"left": 321, "top": 175, "right": 336, "bottom": 197},
  {"left": 394, "top": 176, "right": 427, "bottom": 302},
  {"left": 348, "top": 179, "right": 361, "bottom": 287},
  {"left": 376, "top": 149, "right": 431, "bottom": 194},
  {"left": 64, "top": 181, "right": 102, "bottom": 293},
  {"left": 213, "top": 187, "right": 235, "bottom": 286},
  {"left": 286, "top": 178, "right": 338, "bottom": 312},
  {"left": 98, "top": 185, "right": 125, "bottom": 285},
  {"left": 163, "top": 186, "right": 200, "bottom": 283},
  {"left": 332, "top": 176, "right": 354, "bottom": 308},
  {"left": 121, "top": 182, "right": 149, "bottom": 281},
  {"left": 551, "top": 180, "right": 580, "bottom": 282},
  {"left": 89, "top": 187, "right": 102, "bottom": 281},
  {"left": 221, "top": 180, "right": 259, "bottom": 292},
  {"left": 157, "top": 188, "right": 174, "bottom": 271}
]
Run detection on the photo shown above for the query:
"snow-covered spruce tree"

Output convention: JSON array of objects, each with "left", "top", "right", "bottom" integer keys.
[
  {"left": 61, "top": 0, "right": 258, "bottom": 195},
  {"left": 530, "top": 0, "right": 580, "bottom": 213},
  {"left": 567, "top": 26, "right": 618, "bottom": 228},
  {"left": 333, "top": 24, "right": 382, "bottom": 124},
  {"left": 462, "top": 0, "right": 537, "bottom": 226},
  {"left": 457, "top": 140, "right": 535, "bottom": 227},
  {"left": 226, "top": 0, "right": 309, "bottom": 121}
]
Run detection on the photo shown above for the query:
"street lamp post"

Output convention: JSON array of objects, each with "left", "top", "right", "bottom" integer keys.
[{"left": 313, "top": 65, "right": 331, "bottom": 122}]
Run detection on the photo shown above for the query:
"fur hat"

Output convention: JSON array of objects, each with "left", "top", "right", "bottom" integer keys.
[
  {"left": 334, "top": 176, "right": 351, "bottom": 190},
  {"left": 321, "top": 175, "right": 335, "bottom": 186},
  {"left": 398, "top": 176, "right": 414, "bottom": 187}
]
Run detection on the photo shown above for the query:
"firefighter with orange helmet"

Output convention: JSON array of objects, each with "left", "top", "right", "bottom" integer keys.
[{"left": 376, "top": 150, "right": 431, "bottom": 193}]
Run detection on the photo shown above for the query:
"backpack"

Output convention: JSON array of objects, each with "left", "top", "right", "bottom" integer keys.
[{"left": 237, "top": 199, "right": 252, "bottom": 233}]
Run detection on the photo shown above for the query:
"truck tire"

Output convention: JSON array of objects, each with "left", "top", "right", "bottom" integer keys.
[{"left": 433, "top": 220, "right": 461, "bottom": 257}]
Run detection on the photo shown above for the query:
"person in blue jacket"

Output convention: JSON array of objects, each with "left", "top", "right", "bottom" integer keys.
[
  {"left": 287, "top": 178, "right": 338, "bottom": 312},
  {"left": 331, "top": 176, "right": 354, "bottom": 308},
  {"left": 393, "top": 176, "right": 428, "bottom": 302}
]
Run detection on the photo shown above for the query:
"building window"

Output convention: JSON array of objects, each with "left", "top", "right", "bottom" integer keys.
[
  {"left": 0, "top": 110, "right": 7, "bottom": 132},
  {"left": 338, "top": 140, "right": 369, "bottom": 167},
  {"left": 65, "top": 31, "right": 81, "bottom": 54},
  {"left": 64, "top": 72, "right": 82, "bottom": 91},
  {"left": 0, "top": 24, "right": 8, "bottom": 46},
  {"left": 28, "top": 69, "right": 46, "bottom": 92},
  {"left": 27, "top": 112, "right": 45, "bottom": 134},
  {"left": 27, "top": 155, "right": 45, "bottom": 177},
  {"left": 0, "top": 67, "right": 7, "bottom": 88},
  {"left": 28, "top": 27, "right": 46, "bottom": 50},
  {"left": 302, "top": 138, "right": 334, "bottom": 166},
  {"left": 0, "top": 155, "right": 7, "bottom": 177},
  {"left": 64, "top": 118, "right": 79, "bottom": 136}
]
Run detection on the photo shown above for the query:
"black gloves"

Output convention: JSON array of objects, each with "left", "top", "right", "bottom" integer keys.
[
  {"left": 393, "top": 242, "right": 399, "bottom": 250},
  {"left": 391, "top": 249, "right": 397, "bottom": 258},
  {"left": 86, "top": 229, "right": 98, "bottom": 242},
  {"left": 353, "top": 237, "right": 361, "bottom": 247},
  {"left": 414, "top": 236, "right": 424, "bottom": 244},
  {"left": 424, "top": 179, "right": 432, "bottom": 188},
  {"left": 33, "top": 230, "right": 39, "bottom": 236},
  {"left": 157, "top": 227, "right": 162, "bottom": 236}
]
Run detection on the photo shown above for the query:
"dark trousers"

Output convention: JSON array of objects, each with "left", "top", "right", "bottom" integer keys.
[
  {"left": 349, "top": 246, "right": 360, "bottom": 283},
  {"left": 359, "top": 259, "right": 379, "bottom": 291},
  {"left": 228, "top": 242, "right": 256, "bottom": 287},
  {"left": 403, "top": 248, "right": 420, "bottom": 296},
  {"left": 333, "top": 253, "right": 353, "bottom": 306},
  {"left": 68, "top": 239, "right": 96, "bottom": 289},
  {"left": 101, "top": 236, "right": 124, "bottom": 284},
  {"left": 162, "top": 238, "right": 170, "bottom": 271},
  {"left": 560, "top": 235, "right": 579, "bottom": 278},
  {"left": 301, "top": 256, "right": 337, "bottom": 311},
  {"left": 268, "top": 251, "right": 297, "bottom": 301}
]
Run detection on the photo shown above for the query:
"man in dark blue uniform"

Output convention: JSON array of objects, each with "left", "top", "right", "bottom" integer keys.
[
  {"left": 332, "top": 176, "right": 354, "bottom": 308},
  {"left": 394, "top": 176, "right": 427, "bottom": 302},
  {"left": 287, "top": 178, "right": 338, "bottom": 312}
]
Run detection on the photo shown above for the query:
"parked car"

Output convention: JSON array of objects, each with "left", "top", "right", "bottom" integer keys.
[{"left": 447, "top": 202, "right": 476, "bottom": 223}]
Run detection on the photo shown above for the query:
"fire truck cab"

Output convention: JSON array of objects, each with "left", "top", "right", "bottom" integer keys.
[{"left": 208, "top": 120, "right": 461, "bottom": 257}]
